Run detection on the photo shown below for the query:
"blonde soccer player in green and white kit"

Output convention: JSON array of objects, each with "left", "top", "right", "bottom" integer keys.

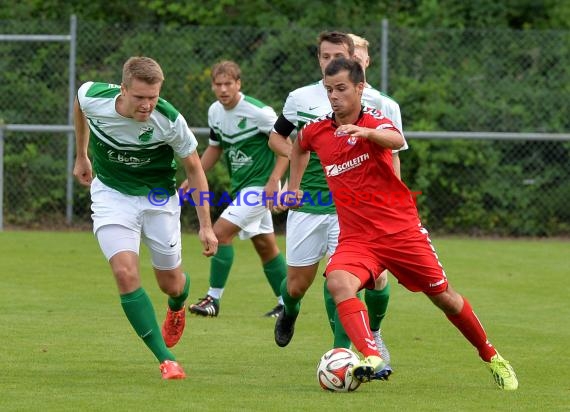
[
  {"left": 186, "top": 61, "right": 289, "bottom": 318},
  {"left": 269, "top": 32, "right": 407, "bottom": 380},
  {"left": 74, "top": 56, "right": 217, "bottom": 380}
]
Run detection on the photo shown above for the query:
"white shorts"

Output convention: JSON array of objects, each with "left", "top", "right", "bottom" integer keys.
[
  {"left": 286, "top": 211, "right": 339, "bottom": 266},
  {"left": 220, "top": 186, "right": 274, "bottom": 240},
  {"left": 90, "top": 177, "right": 182, "bottom": 269}
]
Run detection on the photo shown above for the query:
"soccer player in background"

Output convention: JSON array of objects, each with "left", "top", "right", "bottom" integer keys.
[
  {"left": 185, "top": 60, "right": 288, "bottom": 318},
  {"left": 287, "top": 56, "right": 518, "bottom": 390},
  {"left": 73, "top": 56, "right": 218, "bottom": 379},
  {"left": 269, "top": 31, "right": 404, "bottom": 379}
]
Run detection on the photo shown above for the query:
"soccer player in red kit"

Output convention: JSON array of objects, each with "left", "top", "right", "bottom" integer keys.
[{"left": 286, "top": 56, "right": 518, "bottom": 390}]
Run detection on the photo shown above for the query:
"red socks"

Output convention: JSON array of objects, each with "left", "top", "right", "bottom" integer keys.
[
  {"left": 446, "top": 297, "right": 497, "bottom": 362},
  {"left": 337, "top": 296, "right": 497, "bottom": 362},
  {"left": 337, "top": 298, "right": 378, "bottom": 357}
]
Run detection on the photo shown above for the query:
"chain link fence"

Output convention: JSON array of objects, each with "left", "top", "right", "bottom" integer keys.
[{"left": 1, "top": 18, "right": 569, "bottom": 235}]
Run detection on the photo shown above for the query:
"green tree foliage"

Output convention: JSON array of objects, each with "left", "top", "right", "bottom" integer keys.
[{"left": 2, "top": 0, "right": 570, "bottom": 29}]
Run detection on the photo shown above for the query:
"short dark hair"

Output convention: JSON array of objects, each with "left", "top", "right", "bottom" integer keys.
[
  {"left": 324, "top": 57, "right": 365, "bottom": 85},
  {"left": 317, "top": 31, "right": 355, "bottom": 56}
]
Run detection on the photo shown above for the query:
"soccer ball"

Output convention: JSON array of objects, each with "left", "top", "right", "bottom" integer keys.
[{"left": 317, "top": 348, "right": 361, "bottom": 392}]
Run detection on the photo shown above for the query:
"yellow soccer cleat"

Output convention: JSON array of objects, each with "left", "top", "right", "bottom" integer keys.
[
  {"left": 487, "top": 353, "right": 518, "bottom": 390},
  {"left": 351, "top": 355, "right": 386, "bottom": 383}
]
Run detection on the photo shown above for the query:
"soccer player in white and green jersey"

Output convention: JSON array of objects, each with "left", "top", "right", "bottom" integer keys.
[
  {"left": 269, "top": 32, "right": 407, "bottom": 380},
  {"left": 73, "top": 56, "right": 217, "bottom": 380},
  {"left": 187, "top": 61, "right": 289, "bottom": 318}
]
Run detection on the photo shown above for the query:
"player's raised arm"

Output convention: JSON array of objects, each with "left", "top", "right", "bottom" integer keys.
[{"left": 336, "top": 123, "right": 404, "bottom": 150}]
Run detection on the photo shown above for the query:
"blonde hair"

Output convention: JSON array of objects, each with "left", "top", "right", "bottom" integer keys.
[
  {"left": 211, "top": 60, "right": 241, "bottom": 81},
  {"left": 122, "top": 56, "right": 164, "bottom": 87},
  {"left": 348, "top": 33, "right": 369, "bottom": 51}
]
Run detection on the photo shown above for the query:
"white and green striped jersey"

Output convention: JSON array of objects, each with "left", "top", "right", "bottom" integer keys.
[
  {"left": 362, "top": 84, "right": 404, "bottom": 135},
  {"left": 208, "top": 93, "right": 278, "bottom": 197},
  {"left": 77, "top": 81, "right": 198, "bottom": 196},
  {"left": 281, "top": 79, "right": 406, "bottom": 214}
]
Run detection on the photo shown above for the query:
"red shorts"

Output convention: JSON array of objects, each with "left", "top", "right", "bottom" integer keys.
[{"left": 325, "top": 224, "right": 448, "bottom": 294}]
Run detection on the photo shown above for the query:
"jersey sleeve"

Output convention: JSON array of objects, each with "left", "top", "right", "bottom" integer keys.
[
  {"left": 273, "top": 113, "right": 296, "bottom": 137},
  {"left": 364, "top": 87, "right": 408, "bottom": 153},
  {"left": 364, "top": 103, "right": 407, "bottom": 153},
  {"left": 374, "top": 117, "right": 407, "bottom": 152},
  {"left": 256, "top": 105, "right": 278, "bottom": 135},
  {"left": 382, "top": 101, "right": 408, "bottom": 152},
  {"left": 208, "top": 128, "right": 220, "bottom": 146},
  {"left": 282, "top": 92, "right": 298, "bottom": 125},
  {"left": 365, "top": 108, "right": 401, "bottom": 133},
  {"left": 207, "top": 103, "right": 221, "bottom": 146},
  {"left": 77, "top": 82, "right": 101, "bottom": 117},
  {"left": 168, "top": 114, "right": 198, "bottom": 158},
  {"left": 273, "top": 92, "right": 299, "bottom": 137},
  {"left": 76, "top": 82, "right": 93, "bottom": 109}
]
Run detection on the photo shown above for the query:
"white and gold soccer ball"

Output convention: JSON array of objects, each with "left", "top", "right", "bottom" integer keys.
[{"left": 316, "top": 348, "right": 361, "bottom": 392}]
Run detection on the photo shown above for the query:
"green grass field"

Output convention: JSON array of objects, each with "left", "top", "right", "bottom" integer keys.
[{"left": 0, "top": 231, "right": 568, "bottom": 411}]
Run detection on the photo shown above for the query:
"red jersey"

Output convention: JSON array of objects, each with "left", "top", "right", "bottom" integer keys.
[{"left": 298, "top": 107, "right": 421, "bottom": 241}]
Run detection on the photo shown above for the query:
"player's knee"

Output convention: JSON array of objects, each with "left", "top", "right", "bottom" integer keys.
[
  {"left": 325, "top": 276, "right": 343, "bottom": 298},
  {"left": 256, "top": 243, "right": 276, "bottom": 259},
  {"left": 154, "top": 268, "right": 184, "bottom": 295},
  {"left": 253, "top": 235, "right": 279, "bottom": 258},
  {"left": 214, "top": 230, "right": 234, "bottom": 244},
  {"left": 213, "top": 221, "right": 237, "bottom": 243},
  {"left": 111, "top": 265, "right": 139, "bottom": 291},
  {"left": 287, "top": 280, "right": 308, "bottom": 298},
  {"left": 428, "top": 287, "right": 462, "bottom": 314}
]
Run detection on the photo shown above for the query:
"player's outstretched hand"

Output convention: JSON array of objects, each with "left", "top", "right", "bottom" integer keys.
[
  {"left": 335, "top": 124, "right": 368, "bottom": 139},
  {"left": 199, "top": 227, "right": 218, "bottom": 257}
]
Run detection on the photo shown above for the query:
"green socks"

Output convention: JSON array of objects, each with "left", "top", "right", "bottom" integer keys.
[
  {"left": 325, "top": 280, "right": 391, "bottom": 348},
  {"left": 209, "top": 244, "right": 234, "bottom": 289},
  {"left": 280, "top": 278, "right": 301, "bottom": 317},
  {"left": 323, "top": 279, "right": 337, "bottom": 334},
  {"left": 120, "top": 287, "right": 173, "bottom": 363},
  {"left": 209, "top": 247, "right": 285, "bottom": 304},
  {"left": 168, "top": 272, "right": 190, "bottom": 311},
  {"left": 263, "top": 253, "right": 287, "bottom": 297},
  {"left": 365, "top": 283, "right": 390, "bottom": 331},
  {"left": 324, "top": 280, "right": 352, "bottom": 349}
]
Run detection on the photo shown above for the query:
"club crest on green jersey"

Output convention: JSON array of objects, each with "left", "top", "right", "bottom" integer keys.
[
  {"left": 237, "top": 117, "right": 247, "bottom": 129},
  {"left": 138, "top": 126, "right": 154, "bottom": 142}
]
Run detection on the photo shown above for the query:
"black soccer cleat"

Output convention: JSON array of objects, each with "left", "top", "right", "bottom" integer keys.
[
  {"left": 188, "top": 295, "right": 219, "bottom": 317},
  {"left": 274, "top": 308, "right": 298, "bottom": 347},
  {"left": 263, "top": 304, "right": 284, "bottom": 318}
]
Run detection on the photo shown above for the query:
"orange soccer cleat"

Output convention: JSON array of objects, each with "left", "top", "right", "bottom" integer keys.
[
  {"left": 159, "top": 360, "right": 186, "bottom": 380},
  {"left": 162, "top": 306, "right": 186, "bottom": 348}
]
